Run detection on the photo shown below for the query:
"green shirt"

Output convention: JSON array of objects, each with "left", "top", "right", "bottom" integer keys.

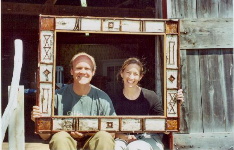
[{"left": 55, "top": 84, "right": 116, "bottom": 116}]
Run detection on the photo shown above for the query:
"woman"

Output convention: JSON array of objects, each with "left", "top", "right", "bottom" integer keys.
[{"left": 113, "top": 57, "right": 184, "bottom": 150}]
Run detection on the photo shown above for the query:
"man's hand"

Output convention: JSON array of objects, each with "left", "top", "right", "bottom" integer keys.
[
  {"left": 70, "top": 131, "right": 85, "bottom": 139},
  {"left": 31, "top": 106, "right": 51, "bottom": 140},
  {"left": 31, "top": 106, "right": 42, "bottom": 122}
]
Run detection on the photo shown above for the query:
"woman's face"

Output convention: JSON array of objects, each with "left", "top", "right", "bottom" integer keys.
[{"left": 121, "top": 64, "right": 143, "bottom": 88}]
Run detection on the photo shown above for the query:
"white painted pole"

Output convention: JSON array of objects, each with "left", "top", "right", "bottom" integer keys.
[
  {"left": 0, "top": 1, "right": 2, "bottom": 149},
  {"left": 1, "top": 39, "right": 23, "bottom": 143},
  {"left": 8, "top": 86, "right": 25, "bottom": 150}
]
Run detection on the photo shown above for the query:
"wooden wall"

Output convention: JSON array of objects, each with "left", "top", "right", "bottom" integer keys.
[{"left": 167, "top": 0, "right": 234, "bottom": 134}]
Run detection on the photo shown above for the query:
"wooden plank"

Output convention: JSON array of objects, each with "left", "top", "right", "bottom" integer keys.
[
  {"left": 219, "top": 0, "right": 233, "bottom": 18},
  {"left": 199, "top": 50, "right": 214, "bottom": 132},
  {"left": 44, "top": 0, "right": 57, "bottom": 5},
  {"left": 167, "top": 0, "right": 233, "bottom": 19},
  {"left": 167, "top": 90, "right": 178, "bottom": 117},
  {"left": 168, "top": 0, "right": 234, "bottom": 135},
  {"left": 56, "top": 18, "right": 77, "bottom": 30},
  {"left": 205, "top": 50, "right": 226, "bottom": 132},
  {"left": 1, "top": 40, "right": 23, "bottom": 143},
  {"left": 167, "top": 0, "right": 197, "bottom": 18},
  {"left": 80, "top": 18, "right": 102, "bottom": 31},
  {"left": 222, "top": 49, "right": 234, "bottom": 132},
  {"left": 0, "top": 14, "right": 2, "bottom": 150},
  {"left": 3, "top": 142, "right": 50, "bottom": 150},
  {"left": 40, "top": 31, "right": 54, "bottom": 64},
  {"left": 121, "top": 20, "right": 141, "bottom": 32},
  {"left": 155, "top": 36, "right": 163, "bottom": 107},
  {"left": 145, "top": 119, "right": 165, "bottom": 131},
  {"left": 8, "top": 86, "right": 25, "bottom": 150},
  {"left": 39, "top": 83, "right": 52, "bottom": 116},
  {"left": 154, "top": 0, "right": 163, "bottom": 18},
  {"left": 173, "top": 133, "right": 234, "bottom": 150},
  {"left": 1, "top": 2, "right": 154, "bottom": 18},
  {"left": 196, "top": 0, "right": 219, "bottom": 18},
  {"left": 179, "top": 50, "right": 189, "bottom": 133},
  {"left": 186, "top": 50, "right": 203, "bottom": 133},
  {"left": 211, "top": 50, "right": 227, "bottom": 132},
  {"left": 199, "top": 50, "right": 226, "bottom": 132},
  {"left": 180, "top": 18, "right": 233, "bottom": 49}
]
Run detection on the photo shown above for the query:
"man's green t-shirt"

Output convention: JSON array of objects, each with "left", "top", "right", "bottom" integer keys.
[{"left": 54, "top": 84, "right": 116, "bottom": 116}]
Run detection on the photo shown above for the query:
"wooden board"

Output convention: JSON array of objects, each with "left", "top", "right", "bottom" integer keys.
[
  {"left": 167, "top": 0, "right": 234, "bottom": 135},
  {"left": 180, "top": 18, "right": 233, "bottom": 49},
  {"left": 179, "top": 50, "right": 189, "bottom": 133},
  {"left": 173, "top": 133, "right": 234, "bottom": 149},
  {"left": 199, "top": 50, "right": 227, "bottom": 132},
  {"left": 222, "top": 49, "right": 234, "bottom": 132},
  {"left": 196, "top": 0, "right": 233, "bottom": 18},
  {"left": 184, "top": 50, "right": 203, "bottom": 133},
  {"left": 167, "top": 0, "right": 233, "bottom": 19}
]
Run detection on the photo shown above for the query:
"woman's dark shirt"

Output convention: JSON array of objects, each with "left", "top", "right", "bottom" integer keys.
[{"left": 113, "top": 88, "right": 163, "bottom": 115}]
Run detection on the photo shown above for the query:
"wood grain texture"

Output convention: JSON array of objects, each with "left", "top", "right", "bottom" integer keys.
[
  {"left": 168, "top": 0, "right": 233, "bottom": 135},
  {"left": 218, "top": 0, "right": 233, "bottom": 18},
  {"left": 167, "top": 0, "right": 197, "bottom": 18},
  {"left": 168, "top": 0, "right": 233, "bottom": 19},
  {"left": 179, "top": 50, "right": 189, "bottom": 133},
  {"left": 180, "top": 18, "right": 233, "bottom": 49},
  {"left": 173, "top": 132, "right": 234, "bottom": 149},
  {"left": 199, "top": 50, "right": 225, "bottom": 132},
  {"left": 155, "top": 36, "right": 164, "bottom": 106},
  {"left": 186, "top": 50, "right": 203, "bottom": 133},
  {"left": 222, "top": 49, "right": 234, "bottom": 132},
  {"left": 196, "top": 0, "right": 219, "bottom": 18},
  {"left": 8, "top": 86, "right": 25, "bottom": 150}
]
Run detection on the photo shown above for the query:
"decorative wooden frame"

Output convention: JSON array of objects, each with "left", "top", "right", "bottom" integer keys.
[{"left": 36, "top": 15, "right": 180, "bottom": 134}]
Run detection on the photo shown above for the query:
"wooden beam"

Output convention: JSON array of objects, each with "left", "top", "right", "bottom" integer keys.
[
  {"left": 1, "top": 40, "right": 23, "bottom": 143},
  {"left": 173, "top": 133, "right": 234, "bottom": 149},
  {"left": 8, "top": 86, "right": 25, "bottom": 150},
  {"left": 115, "top": 0, "right": 133, "bottom": 8},
  {"left": 180, "top": 18, "right": 233, "bottom": 49},
  {"left": 1, "top": 2, "right": 154, "bottom": 18},
  {"left": 45, "top": 0, "right": 57, "bottom": 5}
]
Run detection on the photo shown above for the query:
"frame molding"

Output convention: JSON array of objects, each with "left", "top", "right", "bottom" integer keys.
[{"left": 36, "top": 15, "right": 180, "bottom": 134}]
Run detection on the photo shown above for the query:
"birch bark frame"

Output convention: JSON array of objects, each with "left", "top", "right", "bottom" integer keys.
[{"left": 36, "top": 15, "right": 181, "bottom": 134}]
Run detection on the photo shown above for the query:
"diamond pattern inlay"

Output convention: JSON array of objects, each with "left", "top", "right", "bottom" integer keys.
[
  {"left": 43, "top": 69, "right": 51, "bottom": 81},
  {"left": 168, "top": 75, "right": 176, "bottom": 82},
  {"left": 106, "top": 122, "right": 113, "bottom": 128}
]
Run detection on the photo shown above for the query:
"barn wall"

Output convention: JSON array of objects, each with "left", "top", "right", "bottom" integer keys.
[{"left": 167, "top": 0, "right": 234, "bottom": 133}]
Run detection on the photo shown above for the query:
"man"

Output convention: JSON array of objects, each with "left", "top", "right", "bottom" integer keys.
[{"left": 31, "top": 52, "right": 116, "bottom": 150}]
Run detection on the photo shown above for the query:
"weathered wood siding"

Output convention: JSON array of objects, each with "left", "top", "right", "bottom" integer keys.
[
  {"left": 180, "top": 18, "right": 233, "bottom": 49},
  {"left": 167, "top": 0, "right": 234, "bottom": 133}
]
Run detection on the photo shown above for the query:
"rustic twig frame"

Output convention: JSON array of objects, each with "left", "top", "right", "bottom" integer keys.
[{"left": 35, "top": 15, "right": 180, "bottom": 134}]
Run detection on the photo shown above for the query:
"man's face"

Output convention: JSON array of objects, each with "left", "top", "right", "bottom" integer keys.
[{"left": 70, "top": 55, "right": 95, "bottom": 85}]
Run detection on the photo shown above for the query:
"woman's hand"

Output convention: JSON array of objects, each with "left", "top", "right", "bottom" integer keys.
[
  {"left": 176, "top": 89, "right": 184, "bottom": 103},
  {"left": 126, "top": 135, "right": 137, "bottom": 143},
  {"left": 31, "top": 106, "right": 42, "bottom": 122},
  {"left": 116, "top": 133, "right": 137, "bottom": 143}
]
